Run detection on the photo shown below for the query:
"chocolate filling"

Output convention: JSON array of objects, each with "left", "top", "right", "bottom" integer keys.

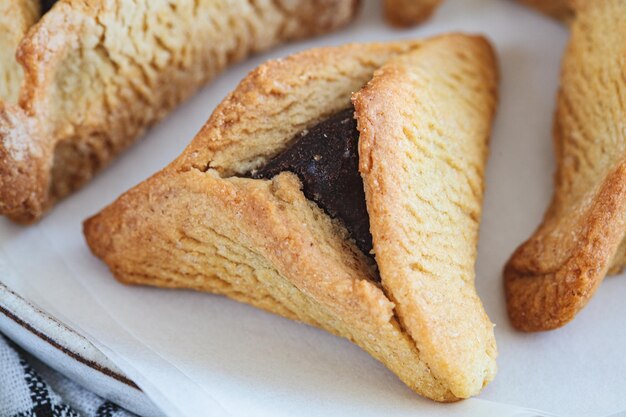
[
  {"left": 248, "top": 107, "right": 374, "bottom": 257},
  {"left": 41, "top": 0, "right": 57, "bottom": 14}
]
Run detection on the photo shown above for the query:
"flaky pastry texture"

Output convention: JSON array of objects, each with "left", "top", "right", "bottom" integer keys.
[
  {"left": 0, "top": 0, "right": 358, "bottom": 223},
  {"left": 85, "top": 36, "right": 498, "bottom": 401},
  {"left": 505, "top": 0, "right": 626, "bottom": 331}
]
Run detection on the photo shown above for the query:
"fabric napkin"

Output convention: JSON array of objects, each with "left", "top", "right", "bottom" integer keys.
[{"left": 0, "top": 333, "right": 134, "bottom": 417}]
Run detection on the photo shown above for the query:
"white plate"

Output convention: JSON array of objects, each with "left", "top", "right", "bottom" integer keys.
[{"left": 0, "top": 282, "right": 163, "bottom": 417}]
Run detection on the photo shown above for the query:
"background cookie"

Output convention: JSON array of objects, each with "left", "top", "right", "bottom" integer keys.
[{"left": 0, "top": 0, "right": 359, "bottom": 223}]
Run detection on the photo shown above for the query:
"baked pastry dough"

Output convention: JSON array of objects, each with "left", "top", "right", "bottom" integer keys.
[
  {"left": 384, "top": 0, "right": 443, "bottom": 26},
  {"left": 505, "top": 0, "right": 626, "bottom": 331},
  {"left": 84, "top": 36, "right": 498, "bottom": 401},
  {"left": 0, "top": 0, "right": 358, "bottom": 223},
  {"left": 0, "top": 0, "right": 38, "bottom": 104}
]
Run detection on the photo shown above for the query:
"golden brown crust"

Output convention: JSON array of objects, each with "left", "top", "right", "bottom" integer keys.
[
  {"left": 85, "top": 36, "right": 498, "bottom": 401},
  {"left": 354, "top": 35, "right": 498, "bottom": 399},
  {"left": 0, "top": 0, "right": 39, "bottom": 104},
  {"left": 505, "top": 0, "right": 626, "bottom": 331},
  {"left": 0, "top": 0, "right": 359, "bottom": 223},
  {"left": 383, "top": 0, "right": 442, "bottom": 27}
]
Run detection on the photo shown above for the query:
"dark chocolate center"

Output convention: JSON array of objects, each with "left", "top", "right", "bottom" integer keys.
[
  {"left": 248, "top": 107, "right": 373, "bottom": 257},
  {"left": 40, "top": 0, "right": 57, "bottom": 14}
]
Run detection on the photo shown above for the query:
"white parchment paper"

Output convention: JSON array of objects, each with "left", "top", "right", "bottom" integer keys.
[{"left": 2, "top": 1, "right": 624, "bottom": 416}]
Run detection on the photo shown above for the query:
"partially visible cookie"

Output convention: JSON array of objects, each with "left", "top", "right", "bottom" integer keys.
[
  {"left": 0, "top": 0, "right": 359, "bottom": 224},
  {"left": 518, "top": 0, "right": 573, "bottom": 22},
  {"left": 505, "top": 0, "right": 626, "bottom": 331},
  {"left": 384, "top": 0, "right": 442, "bottom": 26},
  {"left": 0, "top": 0, "right": 39, "bottom": 104},
  {"left": 85, "top": 35, "right": 499, "bottom": 401}
]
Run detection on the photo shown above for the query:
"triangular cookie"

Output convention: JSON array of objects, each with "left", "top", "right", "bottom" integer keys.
[
  {"left": 505, "top": 0, "right": 626, "bottom": 331},
  {"left": 0, "top": 0, "right": 358, "bottom": 223},
  {"left": 85, "top": 35, "right": 498, "bottom": 401}
]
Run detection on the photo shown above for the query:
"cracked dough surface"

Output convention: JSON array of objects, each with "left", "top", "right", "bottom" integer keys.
[
  {"left": 85, "top": 36, "right": 498, "bottom": 401},
  {"left": 505, "top": 0, "right": 626, "bottom": 331},
  {"left": 0, "top": 0, "right": 358, "bottom": 223}
]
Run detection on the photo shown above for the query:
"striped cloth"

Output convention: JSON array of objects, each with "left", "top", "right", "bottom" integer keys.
[{"left": 0, "top": 334, "right": 134, "bottom": 417}]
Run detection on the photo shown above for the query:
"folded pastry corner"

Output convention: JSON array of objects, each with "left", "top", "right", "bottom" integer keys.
[
  {"left": 384, "top": 0, "right": 443, "bottom": 27},
  {"left": 505, "top": 0, "right": 626, "bottom": 331},
  {"left": 0, "top": 0, "right": 359, "bottom": 223},
  {"left": 85, "top": 35, "right": 498, "bottom": 401}
]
